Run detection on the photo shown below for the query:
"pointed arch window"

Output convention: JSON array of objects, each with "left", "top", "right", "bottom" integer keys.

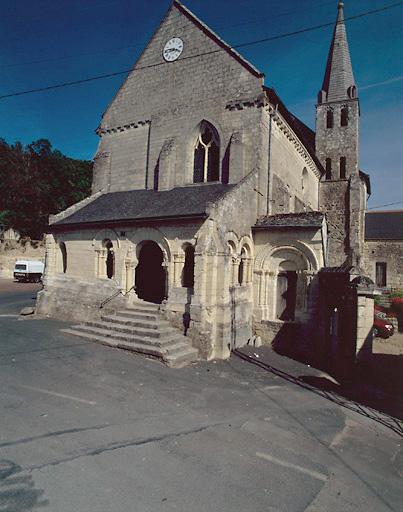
[
  {"left": 193, "top": 122, "right": 220, "bottom": 183},
  {"left": 325, "top": 158, "right": 332, "bottom": 180},
  {"left": 341, "top": 107, "right": 349, "bottom": 127},
  {"left": 340, "top": 157, "right": 346, "bottom": 179},
  {"left": 326, "top": 110, "right": 334, "bottom": 129}
]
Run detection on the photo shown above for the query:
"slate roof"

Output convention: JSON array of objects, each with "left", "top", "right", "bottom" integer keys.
[
  {"left": 254, "top": 212, "right": 324, "bottom": 230},
  {"left": 365, "top": 211, "right": 403, "bottom": 240},
  {"left": 321, "top": 3, "right": 356, "bottom": 102},
  {"left": 53, "top": 183, "right": 235, "bottom": 228}
]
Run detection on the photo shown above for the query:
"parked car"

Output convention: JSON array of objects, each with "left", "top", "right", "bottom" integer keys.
[
  {"left": 13, "top": 260, "right": 44, "bottom": 283},
  {"left": 373, "top": 315, "right": 394, "bottom": 339},
  {"left": 374, "top": 305, "right": 388, "bottom": 319}
]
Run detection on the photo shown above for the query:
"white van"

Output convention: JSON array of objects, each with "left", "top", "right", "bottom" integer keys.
[{"left": 13, "top": 260, "right": 45, "bottom": 283}]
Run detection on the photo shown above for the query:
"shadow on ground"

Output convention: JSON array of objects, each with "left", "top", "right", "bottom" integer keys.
[
  {"left": 267, "top": 327, "right": 403, "bottom": 422},
  {"left": 0, "top": 460, "right": 48, "bottom": 512},
  {"left": 236, "top": 346, "right": 403, "bottom": 436}
]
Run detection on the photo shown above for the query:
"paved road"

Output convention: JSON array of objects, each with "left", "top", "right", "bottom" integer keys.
[{"left": 0, "top": 280, "right": 402, "bottom": 512}]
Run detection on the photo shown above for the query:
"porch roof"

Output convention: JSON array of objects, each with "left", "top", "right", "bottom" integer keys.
[
  {"left": 254, "top": 211, "right": 325, "bottom": 230},
  {"left": 52, "top": 183, "right": 235, "bottom": 229}
]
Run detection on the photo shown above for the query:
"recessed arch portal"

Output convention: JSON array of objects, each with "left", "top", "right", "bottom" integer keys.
[
  {"left": 255, "top": 243, "right": 318, "bottom": 321},
  {"left": 135, "top": 240, "right": 166, "bottom": 304}
]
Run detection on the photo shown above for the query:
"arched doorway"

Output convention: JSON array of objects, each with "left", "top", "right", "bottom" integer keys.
[
  {"left": 135, "top": 241, "right": 166, "bottom": 304},
  {"left": 182, "top": 244, "right": 195, "bottom": 288},
  {"left": 103, "top": 239, "right": 114, "bottom": 279},
  {"left": 276, "top": 270, "right": 298, "bottom": 321}
]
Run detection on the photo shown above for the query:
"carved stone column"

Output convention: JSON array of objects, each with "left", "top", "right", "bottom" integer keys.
[
  {"left": 173, "top": 254, "right": 185, "bottom": 288},
  {"left": 243, "top": 257, "right": 254, "bottom": 284},
  {"left": 97, "top": 248, "right": 107, "bottom": 279},
  {"left": 162, "top": 260, "right": 169, "bottom": 300},
  {"left": 43, "top": 234, "right": 57, "bottom": 285},
  {"left": 256, "top": 270, "right": 265, "bottom": 305},
  {"left": 231, "top": 257, "right": 240, "bottom": 286},
  {"left": 124, "top": 259, "right": 136, "bottom": 293}
]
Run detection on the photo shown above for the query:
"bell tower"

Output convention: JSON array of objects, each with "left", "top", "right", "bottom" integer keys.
[{"left": 316, "top": 2, "right": 362, "bottom": 267}]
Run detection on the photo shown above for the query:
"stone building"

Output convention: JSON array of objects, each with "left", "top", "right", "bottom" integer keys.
[
  {"left": 37, "top": 1, "right": 384, "bottom": 366},
  {"left": 363, "top": 211, "right": 403, "bottom": 289}
]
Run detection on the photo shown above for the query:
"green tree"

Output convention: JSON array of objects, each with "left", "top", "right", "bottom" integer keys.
[{"left": 0, "top": 139, "right": 92, "bottom": 239}]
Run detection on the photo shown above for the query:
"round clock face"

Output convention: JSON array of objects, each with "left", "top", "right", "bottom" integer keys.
[{"left": 163, "top": 37, "right": 184, "bottom": 62}]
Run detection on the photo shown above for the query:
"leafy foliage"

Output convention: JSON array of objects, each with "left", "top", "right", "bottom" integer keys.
[{"left": 0, "top": 138, "right": 92, "bottom": 239}]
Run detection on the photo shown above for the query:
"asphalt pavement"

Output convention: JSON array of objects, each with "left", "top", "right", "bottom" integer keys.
[{"left": 0, "top": 279, "right": 402, "bottom": 512}]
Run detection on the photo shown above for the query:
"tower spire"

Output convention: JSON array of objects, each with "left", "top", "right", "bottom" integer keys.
[
  {"left": 319, "top": 1, "right": 356, "bottom": 103},
  {"left": 316, "top": 2, "right": 362, "bottom": 267}
]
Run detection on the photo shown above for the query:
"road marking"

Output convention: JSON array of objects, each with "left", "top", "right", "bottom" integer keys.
[
  {"left": 0, "top": 314, "right": 19, "bottom": 318},
  {"left": 18, "top": 385, "right": 96, "bottom": 405},
  {"left": 256, "top": 452, "right": 327, "bottom": 482},
  {"left": 261, "top": 385, "right": 282, "bottom": 391}
]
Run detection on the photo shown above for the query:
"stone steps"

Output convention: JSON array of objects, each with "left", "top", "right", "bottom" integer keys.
[
  {"left": 110, "top": 312, "right": 161, "bottom": 324},
  {"left": 86, "top": 320, "right": 175, "bottom": 339},
  {"left": 61, "top": 301, "right": 198, "bottom": 368}
]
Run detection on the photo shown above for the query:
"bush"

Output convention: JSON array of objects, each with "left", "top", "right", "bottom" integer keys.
[
  {"left": 374, "top": 295, "right": 382, "bottom": 306},
  {"left": 390, "top": 290, "right": 403, "bottom": 300}
]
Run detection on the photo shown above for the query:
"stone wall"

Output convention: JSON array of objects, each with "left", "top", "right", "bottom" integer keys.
[
  {"left": 93, "top": 2, "right": 266, "bottom": 196},
  {"left": 316, "top": 99, "right": 359, "bottom": 181},
  {"left": 252, "top": 319, "right": 316, "bottom": 362},
  {"left": 209, "top": 172, "right": 259, "bottom": 355},
  {"left": 316, "top": 93, "right": 363, "bottom": 267},
  {"left": 319, "top": 180, "right": 349, "bottom": 266},
  {"left": 269, "top": 115, "right": 319, "bottom": 215},
  {"left": 362, "top": 240, "right": 403, "bottom": 289},
  {"left": 0, "top": 240, "right": 45, "bottom": 278},
  {"left": 356, "top": 294, "right": 374, "bottom": 356},
  {"left": 37, "top": 219, "right": 235, "bottom": 360},
  {"left": 38, "top": 222, "right": 202, "bottom": 316}
]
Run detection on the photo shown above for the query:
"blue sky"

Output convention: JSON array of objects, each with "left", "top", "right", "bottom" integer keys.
[{"left": 0, "top": 0, "right": 402, "bottom": 209}]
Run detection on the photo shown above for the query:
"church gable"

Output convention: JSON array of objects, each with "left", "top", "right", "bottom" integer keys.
[
  {"left": 101, "top": 1, "right": 264, "bottom": 129},
  {"left": 93, "top": 1, "right": 268, "bottom": 195}
]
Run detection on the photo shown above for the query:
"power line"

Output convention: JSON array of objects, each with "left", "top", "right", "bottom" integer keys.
[
  {"left": 367, "top": 201, "right": 403, "bottom": 210},
  {"left": 0, "top": 0, "right": 338, "bottom": 70},
  {"left": 0, "top": 44, "right": 140, "bottom": 71},
  {"left": 209, "top": 0, "right": 336, "bottom": 30},
  {"left": 234, "top": 1, "right": 403, "bottom": 51},
  {"left": 0, "top": 1, "right": 402, "bottom": 101}
]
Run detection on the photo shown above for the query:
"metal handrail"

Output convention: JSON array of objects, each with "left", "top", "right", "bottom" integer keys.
[{"left": 99, "top": 285, "right": 136, "bottom": 309}]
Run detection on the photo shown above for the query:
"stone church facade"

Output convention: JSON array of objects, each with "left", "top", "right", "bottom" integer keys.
[{"left": 38, "top": 1, "right": 380, "bottom": 365}]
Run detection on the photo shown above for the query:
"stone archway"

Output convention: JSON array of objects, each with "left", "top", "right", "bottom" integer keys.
[
  {"left": 254, "top": 243, "right": 318, "bottom": 322},
  {"left": 135, "top": 241, "right": 166, "bottom": 304}
]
